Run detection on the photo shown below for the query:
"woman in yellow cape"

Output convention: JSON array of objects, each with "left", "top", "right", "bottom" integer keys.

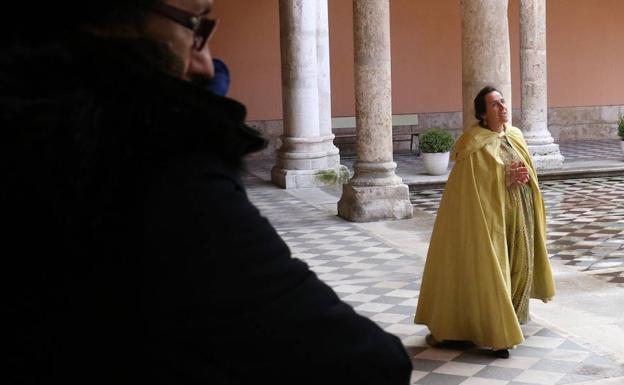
[{"left": 414, "top": 86, "right": 555, "bottom": 358}]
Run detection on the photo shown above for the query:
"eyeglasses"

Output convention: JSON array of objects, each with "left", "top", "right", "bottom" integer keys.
[{"left": 153, "top": 2, "right": 217, "bottom": 51}]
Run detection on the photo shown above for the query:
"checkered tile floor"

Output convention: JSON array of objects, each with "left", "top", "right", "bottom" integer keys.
[
  {"left": 410, "top": 176, "right": 624, "bottom": 286},
  {"left": 406, "top": 323, "right": 623, "bottom": 385},
  {"left": 245, "top": 180, "right": 344, "bottom": 229},
  {"left": 558, "top": 140, "right": 622, "bottom": 161},
  {"left": 243, "top": 173, "right": 624, "bottom": 384}
]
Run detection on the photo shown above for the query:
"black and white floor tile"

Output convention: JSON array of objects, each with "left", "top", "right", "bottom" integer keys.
[
  {"left": 558, "top": 140, "right": 622, "bottom": 161},
  {"left": 410, "top": 176, "right": 624, "bottom": 286},
  {"left": 406, "top": 322, "right": 623, "bottom": 385},
  {"left": 243, "top": 172, "right": 624, "bottom": 384}
]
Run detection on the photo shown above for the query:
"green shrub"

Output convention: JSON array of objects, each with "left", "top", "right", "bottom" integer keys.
[
  {"left": 419, "top": 128, "right": 455, "bottom": 153},
  {"left": 618, "top": 116, "right": 624, "bottom": 140}
]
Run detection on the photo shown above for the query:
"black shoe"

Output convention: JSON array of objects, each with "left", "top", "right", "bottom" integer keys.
[
  {"left": 425, "top": 333, "right": 439, "bottom": 347},
  {"left": 494, "top": 349, "right": 510, "bottom": 359},
  {"left": 449, "top": 340, "right": 476, "bottom": 349}
]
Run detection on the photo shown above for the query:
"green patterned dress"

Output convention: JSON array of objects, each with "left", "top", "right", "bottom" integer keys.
[{"left": 499, "top": 133, "right": 534, "bottom": 324}]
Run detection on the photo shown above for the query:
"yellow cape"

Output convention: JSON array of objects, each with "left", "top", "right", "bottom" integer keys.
[{"left": 414, "top": 124, "right": 555, "bottom": 349}]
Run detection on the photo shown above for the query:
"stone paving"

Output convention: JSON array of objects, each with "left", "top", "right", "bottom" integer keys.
[
  {"left": 557, "top": 141, "right": 621, "bottom": 161},
  {"left": 410, "top": 176, "right": 624, "bottom": 286},
  {"left": 242, "top": 169, "right": 624, "bottom": 385}
]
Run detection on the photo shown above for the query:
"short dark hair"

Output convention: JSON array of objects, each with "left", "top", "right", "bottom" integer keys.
[
  {"left": 3, "top": 1, "right": 159, "bottom": 41},
  {"left": 474, "top": 86, "right": 502, "bottom": 128}
]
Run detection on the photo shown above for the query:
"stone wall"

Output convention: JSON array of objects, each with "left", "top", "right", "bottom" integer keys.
[
  {"left": 547, "top": 105, "right": 624, "bottom": 141},
  {"left": 246, "top": 105, "right": 624, "bottom": 159},
  {"left": 418, "top": 111, "right": 463, "bottom": 139}
]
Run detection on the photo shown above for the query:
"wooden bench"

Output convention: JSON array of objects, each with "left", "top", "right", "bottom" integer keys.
[
  {"left": 333, "top": 130, "right": 420, "bottom": 154},
  {"left": 332, "top": 115, "right": 421, "bottom": 155}
]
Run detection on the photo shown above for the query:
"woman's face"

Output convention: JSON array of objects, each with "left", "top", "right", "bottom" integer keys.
[
  {"left": 483, "top": 91, "right": 509, "bottom": 128},
  {"left": 142, "top": 0, "right": 215, "bottom": 79}
]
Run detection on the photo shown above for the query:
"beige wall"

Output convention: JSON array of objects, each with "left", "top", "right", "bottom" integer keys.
[
  {"left": 547, "top": 0, "right": 624, "bottom": 107},
  {"left": 210, "top": 0, "right": 281, "bottom": 120},
  {"left": 211, "top": 0, "right": 624, "bottom": 122}
]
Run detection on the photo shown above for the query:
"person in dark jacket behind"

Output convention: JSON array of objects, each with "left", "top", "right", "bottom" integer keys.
[{"left": 1, "top": 1, "right": 412, "bottom": 384}]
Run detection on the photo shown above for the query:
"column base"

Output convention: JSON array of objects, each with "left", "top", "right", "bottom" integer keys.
[
  {"left": 271, "top": 165, "right": 350, "bottom": 189},
  {"left": 322, "top": 134, "right": 342, "bottom": 168},
  {"left": 337, "top": 183, "right": 413, "bottom": 222},
  {"left": 528, "top": 143, "right": 565, "bottom": 170}
]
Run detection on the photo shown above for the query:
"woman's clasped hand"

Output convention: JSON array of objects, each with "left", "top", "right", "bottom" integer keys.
[{"left": 506, "top": 161, "right": 530, "bottom": 187}]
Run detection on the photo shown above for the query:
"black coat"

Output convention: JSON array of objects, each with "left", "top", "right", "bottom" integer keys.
[{"left": 1, "top": 35, "right": 412, "bottom": 384}]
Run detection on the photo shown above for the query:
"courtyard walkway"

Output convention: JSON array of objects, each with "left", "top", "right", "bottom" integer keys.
[{"left": 243, "top": 139, "right": 624, "bottom": 385}]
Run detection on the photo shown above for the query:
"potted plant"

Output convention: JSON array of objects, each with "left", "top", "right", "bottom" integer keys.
[
  {"left": 619, "top": 116, "right": 624, "bottom": 153},
  {"left": 419, "top": 128, "right": 455, "bottom": 175}
]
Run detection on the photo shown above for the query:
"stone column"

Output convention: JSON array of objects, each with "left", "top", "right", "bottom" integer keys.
[
  {"left": 520, "top": 0, "right": 564, "bottom": 169},
  {"left": 461, "top": 0, "right": 512, "bottom": 129},
  {"left": 316, "top": 0, "right": 343, "bottom": 169},
  {"left": 337, "top": 0, "right": 413, "bottom": 222},
  {"left": 272, "top": 0, "right": 349, "bottom": 189}
]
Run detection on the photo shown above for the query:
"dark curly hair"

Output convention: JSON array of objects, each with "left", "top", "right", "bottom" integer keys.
[{"left": 474, "top": 85, "right": 502, "bottom": 128}]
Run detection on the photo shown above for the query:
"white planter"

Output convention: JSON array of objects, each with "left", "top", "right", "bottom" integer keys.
[{"left": 422, "top": 152, "right": 450, "bottom": 175}]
